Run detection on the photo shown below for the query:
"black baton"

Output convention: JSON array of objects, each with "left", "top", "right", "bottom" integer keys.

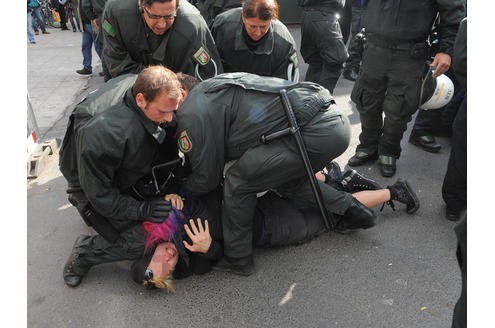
[{"left": 261, "top": 89, "right": 335, "bottom": 230}]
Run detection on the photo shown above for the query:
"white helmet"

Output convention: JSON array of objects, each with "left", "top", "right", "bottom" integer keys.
[{"left": 419, "top": 69, "right": 455, "bottom": 110}]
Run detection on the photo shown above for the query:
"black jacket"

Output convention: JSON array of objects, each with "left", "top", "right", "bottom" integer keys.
[
  {"left": 102, "top": 0, "right": 223, "bottom": 79},
  {"left": 364, "top": 0, "right": 465, "bottom": 56}
]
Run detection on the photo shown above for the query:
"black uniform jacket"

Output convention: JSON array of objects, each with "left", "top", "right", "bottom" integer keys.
[
  {"left": 74, "top": 87, "right": 179, "bottom": 226},
  {"left": 211, "top": 8, "right": 298, "bottom": 80},
  {"left": 364, "top": 0, "right": 465, "bottom": 56},
  {"left": 175, "top": 72, "right": 333, "bottom": 196},
  {"left": 102, "top": 0, "right": 223, "bottom": 79}
]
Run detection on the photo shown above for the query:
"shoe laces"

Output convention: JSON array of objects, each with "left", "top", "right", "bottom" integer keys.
[
  {"left": 380, "top": 200, "right": 396, "bottom": 212},
  {"left": 342, "top": 170, "right": 379, "bottom": 192}
]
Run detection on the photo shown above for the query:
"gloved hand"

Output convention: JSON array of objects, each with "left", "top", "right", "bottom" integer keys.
[{"left": 138, "top": 198, "right": 172, "bottom": 223}]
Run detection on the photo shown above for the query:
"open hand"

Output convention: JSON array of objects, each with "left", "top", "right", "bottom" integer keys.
[{"left": 183, "top": 218, "right": 212, "bottom": 254}]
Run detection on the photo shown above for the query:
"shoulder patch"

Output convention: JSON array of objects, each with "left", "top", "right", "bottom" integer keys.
[
  {"left": 290, "top": 52, "right": 298, "bottom": 67},
  {"left": 102, "top": 19, "right": 115, "bottom": 37},
  {"left": 193, "top": 46, "right": 211, "bottom": 66},
  {"left": 178, "top": 130, "right": 192, "bottom": 153}
]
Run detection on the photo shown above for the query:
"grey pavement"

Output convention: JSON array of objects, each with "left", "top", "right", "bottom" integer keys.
[{"left": 27, "top": 24, "right": 462, "bottom": 328}]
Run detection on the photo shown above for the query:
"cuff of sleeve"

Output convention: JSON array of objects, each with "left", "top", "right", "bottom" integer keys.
[
  {"left": 202, "top": 240, "right": 222, "bottom": 260},
  {"left": 438, "top": 46, "right": 453, "bottom": 58}
]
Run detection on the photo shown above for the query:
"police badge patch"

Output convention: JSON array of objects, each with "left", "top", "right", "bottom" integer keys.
[
  {"left": 102, "top": 19, "right": 115, "bottom": 37},
  {"left": 178, "top": 130, "right": 192, "bottom": 153},
  {"left": 193, "top": 46, "right": 211, "bottom": 65}
]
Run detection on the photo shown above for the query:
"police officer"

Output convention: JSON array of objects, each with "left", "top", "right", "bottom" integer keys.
[
  {"left": 195, "top": 0, "right": 241, "bottom": 27},
  {"left": 210, "top": 0, "right": 299, "bottom": 81},
  {"left": 298, "top": 0, "right": 348, "bottom": 94},
  {"left": 347, "top": 0, "right": 465, "bottom": 177},
  {"left": 102, "top": 0, "right": 222, "bottom": 80},
  {"left": 442, "top": 17, "right": 466, "bottom": 221},
  {"left": 175, "top": 72, "right": 376, "bottom": 275},
  {"left": 60, "top": 66, "right": 186, "bottom": 287}
]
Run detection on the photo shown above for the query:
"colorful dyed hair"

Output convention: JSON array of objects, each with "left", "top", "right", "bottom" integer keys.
[{"left": 142, "top": 207, "right": 185, "bottom": 253}]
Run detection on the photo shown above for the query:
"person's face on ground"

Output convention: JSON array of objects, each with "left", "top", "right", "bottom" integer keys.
[{"left": 149, "top": 242, "right": 179, "bottom": 278}]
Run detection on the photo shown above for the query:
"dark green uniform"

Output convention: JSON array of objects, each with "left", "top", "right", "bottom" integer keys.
[
  {"left": 176, "top": 72, "right": 352, "bottom": 259},
  {"left": 298, "top": 0, "right": 348, "bottom": 93},
  {"left": 442, "top": 17, "right": 467, "bottom": 219},
  {"left": 59, "top": 74, "right": 180, "bottom": 269},
  {"left": 102, "top": 0, "right": 223, "bottom": 80},
  {"left": 210, "top": 8, "right": 299, "bottom": 81},
  {"left": 195, "top": 0, "right": 241, "bottom": 27},
  {"left": 351, "top": 0, "right": 464, "bottom": 158}
]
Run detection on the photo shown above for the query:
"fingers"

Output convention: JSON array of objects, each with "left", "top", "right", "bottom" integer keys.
[
  {"left": 188, "top": 218, "right": 199, "bottom": 235},
  {"left": 183, "top": 223, "right": 194, "bottom": 240},
  {"left": 183, "top": 240, "right": 193, "bottom": 252},
  {"left": 204, "top": 219, "right": 209, "bottom": 234},
  {"left": 196, "top": 218, "right": 204, "bottom": 233}
]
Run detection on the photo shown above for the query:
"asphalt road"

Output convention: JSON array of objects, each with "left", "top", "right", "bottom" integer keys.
[{"left": 26, "top": 24, "right": 463, "bottom": 328}]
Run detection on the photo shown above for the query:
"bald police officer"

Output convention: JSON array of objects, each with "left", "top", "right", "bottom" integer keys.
[
  {"left": 211, "top": 0, "right": 299, "bottom": 81},
  {"left": 102, "top": 0, "right": 223, "bottom": 80},
  {"left": 175, "top": 72, "right": 376, "bottom": 275}
]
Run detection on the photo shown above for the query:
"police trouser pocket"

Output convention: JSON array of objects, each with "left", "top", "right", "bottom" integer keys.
[
  {"left": 409, "top": 42, "right": 428, "bottom": 60},
  {"left": 321, "top": 38, "right": 349, "bottom": 65},
  {"left": 68, "top": 193, "right": 121, "bottom": 244}
]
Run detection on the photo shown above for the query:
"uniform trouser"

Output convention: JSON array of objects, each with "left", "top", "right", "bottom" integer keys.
[
  {"left": 338, "top": 0, "right": 352, "bottom": 44},
  {"left": 222, "top": 109, "right": 353, "bottom": 259},
  {"left": 350, "top": 43, "right": 425, "bottom": 157},
  {"left": 73, "top": 223, "right": 146, "bottom": 271},
  {"left": 255, "top": 192, "right": 329, "bottom": 248},
  {"left": 344, "top": 6, "right": 366, "bottom": 71},
  {"left": 300, "top": 9, "right": 349, "bottom": 94},
  {"left": 442, "top": 95, "right": 467, "bottom": 213}
]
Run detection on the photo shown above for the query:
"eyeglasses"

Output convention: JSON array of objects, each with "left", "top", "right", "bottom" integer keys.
[{"left": 143, "top": 6, "right": 177, "bottom": 21}]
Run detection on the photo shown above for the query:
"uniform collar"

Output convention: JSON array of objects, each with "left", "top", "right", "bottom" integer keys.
[{"left": 124, "top": 88, "right": 168, "bottom": 144}]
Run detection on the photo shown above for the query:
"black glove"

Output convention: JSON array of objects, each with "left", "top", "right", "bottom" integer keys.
[{"left": 138, "top": 198, "right": 172, "bottom": 223}]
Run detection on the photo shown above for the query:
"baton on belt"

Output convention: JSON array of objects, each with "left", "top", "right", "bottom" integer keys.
[{"left": 260, "top": 89, "right": 335, "bottom": 231}]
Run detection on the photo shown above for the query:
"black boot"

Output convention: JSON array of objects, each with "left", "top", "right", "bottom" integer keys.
[
  {"left": 63, "top": 237, "right": 91, "bottom": 287},
  {"left": 322, "top": 161, "right": 343, "bottom": 184},
  {"left": 341, "top": 169, "right": 382, "bottom": 192},
  {"left": 335, "top": 198, "right": 376, "bottom": 233},
  {"left": 213, "top": 255, "right": 254, "bottom": 276},
  {"left": 387, "top": 179, "right": 420, "bottom": 214}
]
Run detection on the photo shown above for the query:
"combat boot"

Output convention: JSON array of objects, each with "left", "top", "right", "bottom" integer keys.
[
  {"left": 341, "top": 169, "right": 382, "bottom": 192},
  {"left": 387, "top": 179, "right": 420, "bottom": 214},
  {"left": 334, "top": 197, "right": 376, "bottom": 233},
  {"left": 63, "top": 236, "right": 92, "bottom": 287},
  {"left": 322, "top": 161, "right": 343, "bottom": 184}
]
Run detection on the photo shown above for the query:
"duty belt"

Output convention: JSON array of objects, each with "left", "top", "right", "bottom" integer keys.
[{"left": 367, "top": 35, "right": 426, "bottom": 51}]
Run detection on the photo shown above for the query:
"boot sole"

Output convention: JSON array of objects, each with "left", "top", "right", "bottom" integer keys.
[
  {"left": 409, "top": 138, "right": 441, "bottom": 153},
  {"left": 348, "top": 153, "right": 378, "bottom": 167}
]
